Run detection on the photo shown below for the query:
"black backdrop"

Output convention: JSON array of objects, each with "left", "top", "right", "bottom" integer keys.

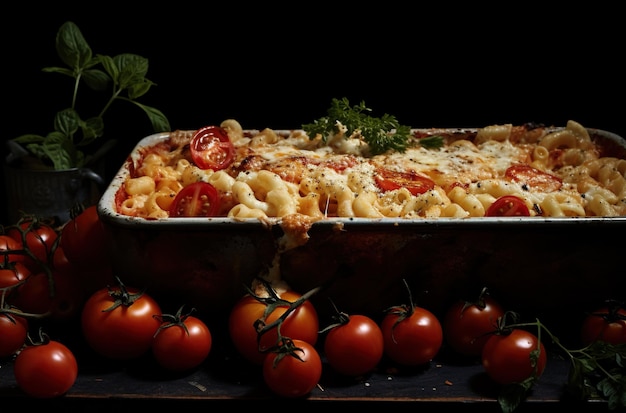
[{"left": 2, "top": 5, "right": 624, "bottom": 225}]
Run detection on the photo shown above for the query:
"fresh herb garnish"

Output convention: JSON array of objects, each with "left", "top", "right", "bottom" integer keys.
[
  {"left": 418, "top": 135, "right": 444, "bottom": 149},
  {"left": 302, "top": 97, "right": 412, "bottom": 155},
  {"left": 11, "top": 21, "right": 170, "bottom": 170}
]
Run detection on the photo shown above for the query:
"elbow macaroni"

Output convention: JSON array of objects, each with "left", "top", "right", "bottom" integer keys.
[{"left": 117, "top": 119, "right": 626, "bottom": 219}]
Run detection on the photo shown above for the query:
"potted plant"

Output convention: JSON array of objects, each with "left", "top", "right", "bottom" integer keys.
[{"left": 4, "top": 21, "right": 170, "bottom": 225}]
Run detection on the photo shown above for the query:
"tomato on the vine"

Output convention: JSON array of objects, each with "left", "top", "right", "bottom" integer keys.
[
  {"left": 263, "top": 338, "right": 322, "bottom": 398},
  {"left": 14, "top": 336, "right": 78, "bottom": 398},
  {"left": 7, "top": 218, "right": 58, "bottom": 272},
  {"left": 0, "top": 310, "right": 28, "bottom": 358},
  {"left": 443, "top": 289, "right": 505, "bottom": 357},
  {"left": 60, "top": 205, "right": 110, "bottom": 267},
  {"left": 169, "top": 182, "right": 221, "bottom": 217},
  {"left": 81, "top": 278, "right": 162, "bottom": 360},
  {"left": 322, "top": 312, "right": 384, "bottom": 377},
  {"left": 10, "top": 270, "right": 85, "bottom": 321},
  {"left": 581, "top": 301, "right": 626, "bottom": 346},
  {"left": 381, "top": 300, "right": 443, "bottom": 367},
  {"left": 228, "top": 283, "right": 319, "bottom": 365},
  {"left": 0, "top": 261, "right": 31, "bottom": 295},
  {"left": 189, "top": 125, "right": 236, "bottom": 171},
  {"left": 152, "top": 307, "right": 213, "bottom": 372},
  {"left": 0, "top": 234, "right": 26, "bottom": 266},
  {"left": 481, "top": 328, "right": 547, "bottom": 385}
]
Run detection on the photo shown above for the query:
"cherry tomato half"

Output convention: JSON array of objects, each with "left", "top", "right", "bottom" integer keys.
[
  {"left": 375, "top": 168, "right": 435, "bottom": 195},
  {"left": 190, "top": 125, "right": 235, "bottom": 171},
  {"left": 505, "top": 164, "right": 562, "bottom": 192},
  {"left": 485, "top": 195, "right": 530, "bottom": 217},
  {"left": 169, "top": 182, "right": 221, "bottom": 217}
]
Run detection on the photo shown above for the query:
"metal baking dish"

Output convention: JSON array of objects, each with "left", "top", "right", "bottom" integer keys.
[{"left": 97, "top": 127, "right": 626, "bottom": 321}]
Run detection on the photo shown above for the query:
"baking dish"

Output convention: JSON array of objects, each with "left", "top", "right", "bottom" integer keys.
[{"left": 97, "top": 126, "right": 626, "bottom": 321}]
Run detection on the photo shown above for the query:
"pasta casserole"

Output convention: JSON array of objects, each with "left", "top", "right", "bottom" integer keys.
[{"left": 114, "top": 119, "right": 626, "bottom": 221}]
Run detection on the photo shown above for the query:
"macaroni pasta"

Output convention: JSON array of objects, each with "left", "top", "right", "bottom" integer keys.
[{"left": 116, "top": 119, "right": 626, "bottom": 220}]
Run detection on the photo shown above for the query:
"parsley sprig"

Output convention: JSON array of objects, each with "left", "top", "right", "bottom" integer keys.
[{"left": 302, "top": 97, "right": 412, "bottom": 155}]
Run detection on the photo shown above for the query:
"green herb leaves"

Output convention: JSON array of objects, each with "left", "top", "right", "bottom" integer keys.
[
  {"left": 12, "top": 21, "right": 170, "bottom": 170},
  {"left": 303, "top": 97, "right": 412, "bottom": 155}
]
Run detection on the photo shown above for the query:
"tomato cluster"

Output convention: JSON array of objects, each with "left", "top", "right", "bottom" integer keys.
[{"left": 2, "top": 210, "right": 625, "bottom": 402}]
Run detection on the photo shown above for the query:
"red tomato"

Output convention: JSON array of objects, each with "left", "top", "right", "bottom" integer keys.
[
  {"left": 375, "top": 168, "right": 435, "bottom": 195},
  {"left": 10, "top": 270, "right": 85, "bottom": 322},
  {"left": 228, "top": 288, "right": 319, "bottom": 365},
  {"left": 381, "top": 304, "right": 443, "bottom": 366},
  {"left": 443, "top": 291, "right": 505, "bottom": 357},
  {"left": 323, "top": 313, "right": 384, "bottom": 376},
  {"left": 581, "top": 303, "right": 626, "bottom": 346},
  {"left": 481, "top": 328, "right": 547, "bottom": 385},
  {"left": 169, "top": 182, "right": 221, "bottom": 217},
  {"left": 81, "top": 279, "right": 162, "bottom": 360},
  {"left": 189, "top": 125, "right": 235, "bottom": 170},
  {"left": 152, "top": 309, "right": 213, "bottom": 372},
  {"left": 14, "top": 338, "right": 78, "bottom": 398},
  {"left": 485, "top": 195, "right": 530, "bottom": 217},
  {"left": 60, "top": 205, "right": 110, "bottom": 267},
  {"left": 0, "top": 311, "right": 28, "bottom": 357},
  {"left": 0, "top": 234, "right": 26, "bottom": 266},
  {"left": 0, "top": 261, "right": 31, "bottom": 294},
  {"left": 505, "top": 164, "right": 562, "bottom": 192},
  {"left": 7, "top": 219, "right": 58, "bottom": 272},
  {"left": 263, "top": 339, "right": 322, "bottom": 398}
]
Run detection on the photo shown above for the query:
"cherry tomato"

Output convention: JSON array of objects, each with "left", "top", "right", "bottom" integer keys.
[
  {"left": 505, "top": 164, "right": 562, "bottom": 192},
  {"left": 60, "top": 205, "right": 110, "bottom": 267},
  {"left": 262, "top": 338, "right": 322, "bottom": 398},
  {"left": 81, "top": 279, "right": 162, "bottom": 360},
  {"left": 7, "top": 218, "right": 58, "bottom": 272},
  {"left": 381, "top": 303, "right": 443, "bottom": 366},
  {"left": 375, "top": 168, "right": 435, "bottom": 195},
  {"left": 0, "top": 311, "right": 28, "bottom": 357},
  {"left": 152, "top": 308, "right": 213, "bottom": 372},
  {"left": 228, "top": 287, "right": 319, "bottom": 365},
  {"left": 581, "top": 302, "right": 626, "bottom": 346},
  {"left": 169, "top": 182, "right": 221, "bottom": 217},
  {"left": 485, "top": 195, "right": 530, "bottom": 217},
  {"left": 0, "top": 234, "right": 26, "bottom": 266},
  {"left": 10, "top": 270, "right": 85, "bottom": 321},
  {"left": 189, "top": 125, "right": 235, "bottom": 171},
  {"left": 14, "top": 337, "right": 78, "bottom": 398},
  {"left": 323, "top": 313, "right": 384, "bottom": 376},
  {"left": 443, "top": 290, "right": 505, "bottom": 357},
  {"left": 0, "top": 261, "right": 31, "bottom": 297},
  {"left": 481, "top": 328, "right": 547, "bottom": 385}
]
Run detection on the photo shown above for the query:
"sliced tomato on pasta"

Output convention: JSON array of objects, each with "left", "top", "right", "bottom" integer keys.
[
  {"left": 375, "top": 168, "right": 435, "bottom": 195},
  {"left": 485, "top": 195, "right": 530, "bottom": 217},
  {"left": 505, "top": 164, "right": 562, "bottom": 192},
  {"left": 190, "top": 126, "right": 235, "bottom": 170},
  {"left": 169, "top": 182, "right": 221, "bottom": 217}
]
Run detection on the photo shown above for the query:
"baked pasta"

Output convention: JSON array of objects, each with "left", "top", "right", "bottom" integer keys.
[{"left": 115, "top": 119, "right": 626, "bottom": 220}]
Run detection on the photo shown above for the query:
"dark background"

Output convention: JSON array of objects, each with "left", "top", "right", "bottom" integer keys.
[{"left": 2, "top": 4, "right": 624, "bottom": 225}]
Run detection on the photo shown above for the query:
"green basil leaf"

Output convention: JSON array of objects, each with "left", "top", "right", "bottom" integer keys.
[
  {"left": 53, "top": 108, "right": 80, "bottom": 138},
  {"left": 56, "top": 21, "right": 92, "bottom": 69}
]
